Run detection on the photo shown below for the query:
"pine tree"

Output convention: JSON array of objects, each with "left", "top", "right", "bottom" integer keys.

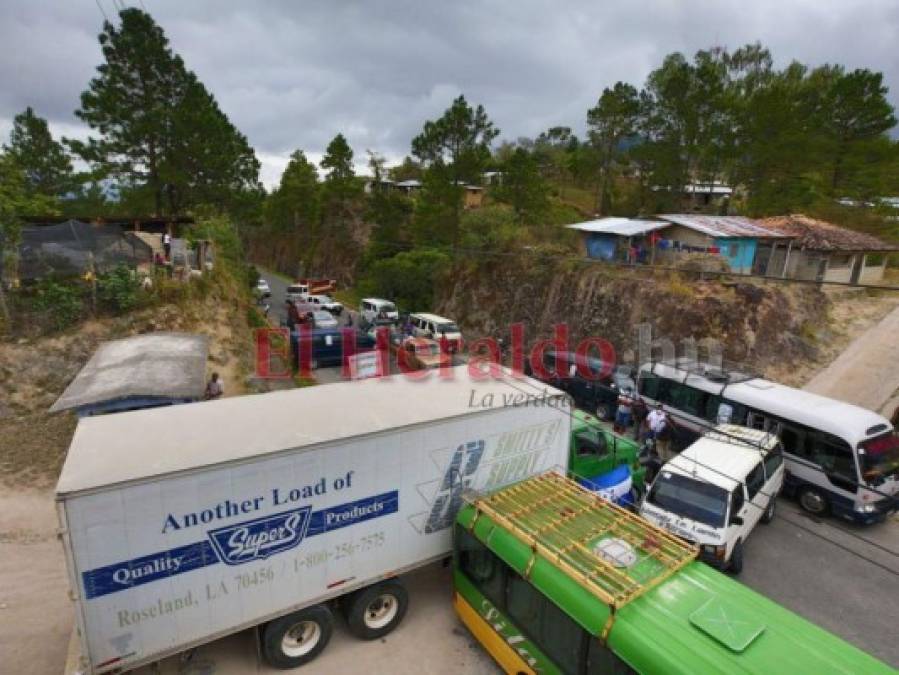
[
  {"left": 320, "top": 133, "right": 359, "bottom": 234},
  {"left": 69, "top": 8, "right": 259, "bottom": 215},
  {"left": 411, "top": 95, "right": 498, "bottom": 246},
  {"left": 4, "top": 107, "right": 74, "bottom": 199}
]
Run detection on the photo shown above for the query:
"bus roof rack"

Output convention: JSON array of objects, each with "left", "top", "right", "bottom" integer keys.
[
  {"left": 650, "top": 356, "right": 759, "bottom": 385},
  {"left": 469, "top": 472, "right": 697, "bottom": 609}
]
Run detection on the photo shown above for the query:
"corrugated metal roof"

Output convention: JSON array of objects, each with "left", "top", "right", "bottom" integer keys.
[
  {"left": 755, "top": 214, "right": 899, "bottom": 252},
  {"left": 50, "top": 333, "right": 208, "bottom": 413},
  {"left": 659, "top": 214, "right": 788, "bottom": 239},
  {"left": 566, "top": 217, "right": 669, "bottom": 237}
]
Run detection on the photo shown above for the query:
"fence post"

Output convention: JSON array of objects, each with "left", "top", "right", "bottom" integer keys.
[{"left": 88, "top": 252, "right": 98, "bottom": 315}]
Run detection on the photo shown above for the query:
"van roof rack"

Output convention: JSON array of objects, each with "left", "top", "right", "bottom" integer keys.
[
  {"left": 703, "top": 424, "right": 779, "bottom": 453},
  {"left": 468, "top": 472, "right": 697, "bottom": 609}
]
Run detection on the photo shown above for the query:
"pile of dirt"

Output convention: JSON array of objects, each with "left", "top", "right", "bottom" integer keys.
[{"left": 438, "top": 257, "right": 835, "bottom": 376}]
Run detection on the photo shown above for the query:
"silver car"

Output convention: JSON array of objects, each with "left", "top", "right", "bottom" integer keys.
[{"left": 311, "top": 310, "right": 339, "bottom": 329}]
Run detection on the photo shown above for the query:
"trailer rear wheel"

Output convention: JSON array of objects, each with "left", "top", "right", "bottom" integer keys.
[
  {"left": 262, "top": 605, "right": 333, "bottom": 669},
  {"left": 344, "top": 580, "right": 409, "bottom": 640}
]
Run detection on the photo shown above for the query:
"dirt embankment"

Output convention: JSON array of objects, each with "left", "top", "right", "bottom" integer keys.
[
  {"left": 0, "top": 278, "right": 255, "bottom": 487},
  {"left": 438, "top": 257, "right": 895, "bottom": 381}
]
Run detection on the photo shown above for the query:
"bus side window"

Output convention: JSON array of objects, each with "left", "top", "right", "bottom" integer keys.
[
  {"left": 638, "top": 372, "right": 660, "bottom": 399},
  {"left": 723, "top": 400, "right": 747, "bottom": 425},
  {"left": 586, "top": 637, "right": 638, "bottom": 675},
  {"left": 666, "top": 381, "right": 704, "bottom": 417},
  {"left": 808, "top": 432, "right": 858, "bottom": 482},
  {"left": 779, "top": 424, "right": 806, "bottom": 458},
  {"left": 506, "top": 573, "right": 543, "bottom": 647},
  {"left": 456, "top": 527, "right": 505, "bottom": 608},
  {"left": 746, "top": 411, "right": 769, "bottom": 431},
  {"left": 704, "top": 394, "right": 723, "bottom": 422},
  {"left": 539, "top": 594, "right": 584, "bottom": 675}
]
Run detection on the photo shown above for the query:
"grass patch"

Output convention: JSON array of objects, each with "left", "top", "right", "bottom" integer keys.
[{"left": 333, "top": 287, "right": 362, "bottom": 309}]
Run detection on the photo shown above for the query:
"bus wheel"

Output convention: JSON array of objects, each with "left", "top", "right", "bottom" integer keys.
[
  {"left": 262, "top": 605, "right": 333, "bottom": 669},
  {"left": 798, "top": 487, "right": 828, "bottom": 516},
  {"left": 728, "top": 541, "right": 744, "bottom": 575},
  {"left": 761, "top": 498, "right": 776, "bottom": 524},
  {"left": 344, "top": 580, "right": 409, "bottom": 640}
]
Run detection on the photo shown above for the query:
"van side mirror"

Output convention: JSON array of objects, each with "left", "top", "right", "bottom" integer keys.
[{"left": 729, "top": 515, "right": 744, "bottom": 526}]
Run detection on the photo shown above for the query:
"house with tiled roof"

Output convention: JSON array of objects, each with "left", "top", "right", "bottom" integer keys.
[{"left": 754, "top": 214, "right": 898, "bottom": 284}]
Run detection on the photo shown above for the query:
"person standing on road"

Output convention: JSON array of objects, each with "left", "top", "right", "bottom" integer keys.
[
  {"left": 162, "top": 232, "right": 172, "bottom": 260},
  {"left": 614, "top": 389, "right": 634, "bottom": 434},
  {"left": 204, "top": 372, "right": 224, "bottom": 400},
  {"left": 647, "top": 404, "right": 672, "bottom": 461}
]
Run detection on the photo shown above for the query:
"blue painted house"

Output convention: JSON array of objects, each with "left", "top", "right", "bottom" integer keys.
[{"left": 658, "top": 215, "right": 791, "bottom": 274}]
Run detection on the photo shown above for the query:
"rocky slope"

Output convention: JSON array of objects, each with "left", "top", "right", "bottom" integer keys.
[{"left": 438, "top": 256, "right": 831, "bottom": 376}]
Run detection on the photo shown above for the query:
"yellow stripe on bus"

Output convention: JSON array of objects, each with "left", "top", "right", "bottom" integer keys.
[{"left": 453, "top": 592, "right": 536, "bottom": 675}]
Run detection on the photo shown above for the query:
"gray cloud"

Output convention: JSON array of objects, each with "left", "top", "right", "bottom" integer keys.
[{"left": 1, "top": 0, "right": 897, "bottom": 188}]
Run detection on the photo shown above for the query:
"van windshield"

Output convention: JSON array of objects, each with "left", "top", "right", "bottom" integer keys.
[
  {"left": 860, "top": 432, "right": 899, "bottom": 482},
  {"left": 287, "top": 286, "right": 305, "bottom": 294},
  {"left": 648, "top": 471, "right": 729, "bottom": 528},
  {"left": 380, "top": 302, "right": 397, "bottom": 313},
  {"left": 437, "top": 322, "right": 459, "bottom": 333}
]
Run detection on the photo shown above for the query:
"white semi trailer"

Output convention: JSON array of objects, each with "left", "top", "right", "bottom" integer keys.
[{"left": 56, "top": 367, "right": 569, "bottom": 673}]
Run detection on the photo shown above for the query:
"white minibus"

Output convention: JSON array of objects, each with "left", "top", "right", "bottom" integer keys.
[{"left": 637, "top": 359, "right": 898, "bottom": 524}]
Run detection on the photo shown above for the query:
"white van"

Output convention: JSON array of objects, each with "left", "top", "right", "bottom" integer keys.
[
  {"left": 286, "top": 283, "right": 309, "bottom": 304},
  {"left": 639, "top": 424, "right": 784, "bottom": 574},
  {"left": 360, "top": 298, "right": 399, "bottom": 323},
  {"left": 409, "top": 313, "right": 462, "bottom": 352}
]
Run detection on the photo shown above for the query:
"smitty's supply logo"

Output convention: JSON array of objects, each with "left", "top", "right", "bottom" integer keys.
[{"left": 207, "top": 506, "right": 312, "bottom": 565}]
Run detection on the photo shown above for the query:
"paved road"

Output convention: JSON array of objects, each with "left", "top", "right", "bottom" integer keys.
[
  {"left": 741, "top": 497, "right": 899, "bottom": 666},
  {"left": 805, "top": 303, "right": 899, "bottom": 414},
  {"left": 257, "top": 268, "right": 357, "bottom": 331}
]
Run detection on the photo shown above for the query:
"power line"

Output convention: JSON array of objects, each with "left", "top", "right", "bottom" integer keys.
[{"left": 93, "top": 0, "right": 109, "bottom": 21}]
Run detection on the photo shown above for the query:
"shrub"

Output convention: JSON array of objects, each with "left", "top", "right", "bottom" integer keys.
[
  {"left": 358, "top": 248, "right": 451, "bottom": 311},
  {"left": 97, "top": 264, "right": 141, "bottom": 312},
  {"left": 32, "top": 280, "right": 84, "bottom": 331}
]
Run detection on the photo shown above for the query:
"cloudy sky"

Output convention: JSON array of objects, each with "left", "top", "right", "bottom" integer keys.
[{"left": 3, "top": 1, "right": 898, "bottom": 188}]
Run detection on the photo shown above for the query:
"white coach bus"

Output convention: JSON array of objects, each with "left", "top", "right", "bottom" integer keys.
[{"left": 636, "top": 359, "right": 898, "bottom": 525}]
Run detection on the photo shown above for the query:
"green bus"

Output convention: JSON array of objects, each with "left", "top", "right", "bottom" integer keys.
[{"left": 453, "top": 472, "right": 892, "bottom": 674}]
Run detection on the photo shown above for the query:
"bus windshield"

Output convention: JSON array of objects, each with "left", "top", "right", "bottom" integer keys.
[
  {"left": 860, "top": 432, "right": 899, "bottom": 482},
  {"left": 648, "top": 472, "right": 729, "bottom": 528}
]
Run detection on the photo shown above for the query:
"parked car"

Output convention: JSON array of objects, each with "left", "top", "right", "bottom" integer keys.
[
  {"left": 311, "top": 310, "right": 339, "bottom": 329},
  {"left": 365, "top": 319, "right": 404, "bottom": 347},
  {"left": 409, "top": 313, "right": 462, "bottom": 352},
  {"left": 286, "top": 299, "right": 315, "bottom": 328},
  {"left": 398, "top": 337, "right": 451, "bottom": 370},
  {"left": 526, "top": 350, "right": 636, "bottom": 421},
  {"left": 360, "top": 298, "right": 399, "bottom": 324},
  {"left": 255, "top": 278, "right": 271, "bottom": 298},
  {"left": 308, "top": 294, "right": 343, "bottom": 315},
  {"left": 639, "top": 424, "right": 785, "bottom": 574}
]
